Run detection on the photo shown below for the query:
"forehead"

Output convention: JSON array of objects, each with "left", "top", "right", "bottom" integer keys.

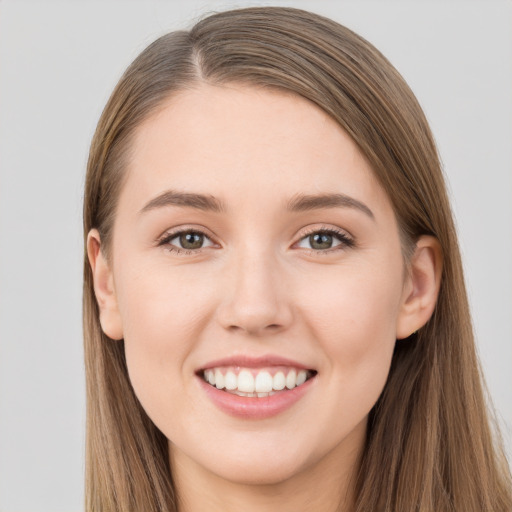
[{"left": 121, "top": 83, "right": 390, "bottom": 216}]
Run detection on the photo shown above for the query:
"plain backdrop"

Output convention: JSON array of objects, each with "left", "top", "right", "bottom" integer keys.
[{"left": 0, "top": 1, "right": 511, "bottom": 510}]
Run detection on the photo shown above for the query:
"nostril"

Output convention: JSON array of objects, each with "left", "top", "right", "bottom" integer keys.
[{"left": 226, "top": 322, "right": 284, "bottom": 335}]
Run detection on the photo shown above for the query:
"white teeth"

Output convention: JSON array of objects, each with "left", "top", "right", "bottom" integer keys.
[
  {"left": 254, "top": 371, "right": 273, "bottom": 393},
  {"left": 203, "top": 367, "right": 313, "bottom": 394},
  {"left": 224, "top": 370, "right": 237, "bottom": 390},
  {"left": 296, "top": 370, "right": 307, "bottom": 386},
  {"left": 232, "top": 390, "right": 277, "bottom": 398},
  {"left": 273, "top": 372, "right": 286, "bottom": 390},
  {"left": 286, "top": 369, "right": 297, "bottom": 389},
  {"left": 237, "top": 370, "right": 255, "bottom": 393},
  {"left": 214, "top": 369, "right": 224, "bottom": 389}
]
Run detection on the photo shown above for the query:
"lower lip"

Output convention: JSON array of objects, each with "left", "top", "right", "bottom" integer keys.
[{"left": 198, "top": 375, "right": 315, "bottom": 419}]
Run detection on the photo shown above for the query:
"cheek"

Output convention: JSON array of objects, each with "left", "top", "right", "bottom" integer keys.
[
  {"left": 113, "top": 259, "right": 217, "bottom": 420},
  {"left": 301, "top": 257, "right": 402, "bottom": 336},
  {"left": 298, "top": 259, "right": 403, "bottom": 394},
  {"left": 116, "top": 256, "right": 216, "bottom": 340}
]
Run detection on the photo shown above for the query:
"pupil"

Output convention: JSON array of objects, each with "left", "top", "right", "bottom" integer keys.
[
  {"left": 180, "top": 232, "right": 203, "bottom": 249},
  {"left": 310, "top": 233, "right": 332, "bottom": 250}
]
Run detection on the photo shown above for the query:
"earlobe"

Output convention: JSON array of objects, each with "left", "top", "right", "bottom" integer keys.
[
  {"left": 396, "top": 235, "right": 443, "bottom": 340},
  {"left": 87, "top": 229, "right": 124, "bottom": 340}
]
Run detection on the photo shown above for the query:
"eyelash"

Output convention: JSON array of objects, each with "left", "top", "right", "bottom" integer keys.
[
  {"left": 157, "top": 226, "right": 355, "bottom": 256},
  {"left": 297, "top": 226, "right": 355, "bottom": 254},
  {"left": 157, "top": 228, "right": 216, "bottom": 255}
]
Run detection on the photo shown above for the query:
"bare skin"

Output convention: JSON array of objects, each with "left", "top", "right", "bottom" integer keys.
[{"left": 88, "top": 84, "right": 442, "bottom": 511}]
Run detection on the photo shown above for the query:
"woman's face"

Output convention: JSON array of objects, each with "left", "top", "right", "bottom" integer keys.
[{"left": 99, "top": 84, "right": 413, "bottom": 485}]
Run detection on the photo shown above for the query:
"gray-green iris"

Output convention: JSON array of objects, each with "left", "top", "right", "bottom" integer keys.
[
  {"left": 310, "top": 233, "right": 333, "bottom": 250},
  {"left": 180, "top": 232, "right": 204, "bottom": 249}
]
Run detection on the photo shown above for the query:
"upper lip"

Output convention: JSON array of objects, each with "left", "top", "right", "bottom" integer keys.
[{"left": 199, "top": 354, "right": 314, "bottom": 372}]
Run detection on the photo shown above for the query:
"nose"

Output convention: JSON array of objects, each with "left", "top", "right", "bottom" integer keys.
[{"left": 216, "top": 248, "right": 293, "bottom": 336}]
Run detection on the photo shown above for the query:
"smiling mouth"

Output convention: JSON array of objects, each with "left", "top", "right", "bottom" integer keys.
[{"left": 200, "top": 367, "right": 317, "bottom": 398}]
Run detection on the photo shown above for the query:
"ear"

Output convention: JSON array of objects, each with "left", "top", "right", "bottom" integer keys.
[
  {"left": 396, "top": 235, "right": 443, "bottom": 340},
  {"left": 87, "top": 229, "right": 124, "bottom": 340}
]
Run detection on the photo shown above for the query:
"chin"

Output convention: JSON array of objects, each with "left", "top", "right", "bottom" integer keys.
[
  {"left": 208, "top": 458, "right": 306, "bottom": 487},
  {"left": 191, "top": 437, "right": 318, "bottom": 487}
]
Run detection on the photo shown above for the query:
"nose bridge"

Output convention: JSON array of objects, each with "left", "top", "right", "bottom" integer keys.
[{"left": 217, "top": 240, "right": 292, "bottom": 335}]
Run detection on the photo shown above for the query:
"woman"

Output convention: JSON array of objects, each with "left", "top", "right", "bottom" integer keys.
[{"left": 83, "top": 6, "right": 512, "bottom": 511}]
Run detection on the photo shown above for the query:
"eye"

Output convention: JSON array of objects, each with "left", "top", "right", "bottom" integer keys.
[
  {"left": 295, "top": 228, "right": 354, "bottom": 252},
  {"left": 159, "top": 229, "right": 215, "bottom": 252}
]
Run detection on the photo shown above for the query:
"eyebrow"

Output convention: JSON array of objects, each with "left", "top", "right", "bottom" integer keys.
[
  {"left": 139, "top": 190, "right": 226, "bottom": 214},
  {"left": 286, "top": 193, "right": 375, "bottom": 219},
  {"left": 139, "top": 189, "right": 374, "bottom": 220}
]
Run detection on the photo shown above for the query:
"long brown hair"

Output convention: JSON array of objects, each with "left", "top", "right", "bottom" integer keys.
[{"left": 83, "top": 7, "right": 512, "bottom": 511}]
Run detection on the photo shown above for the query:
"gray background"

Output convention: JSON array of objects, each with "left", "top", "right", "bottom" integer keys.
[{"left": 1, "top": 1, "right": 511, "bottom": 510}]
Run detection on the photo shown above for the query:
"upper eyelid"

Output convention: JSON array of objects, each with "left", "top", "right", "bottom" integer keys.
[
  {"left": 296, "top": 225, "right": 353, "bottom": 240},
  {"left": 158, "top": 225, "right": 217, "bottom": 242},
  {"left": 293, "top": 225, "right": 355, "bottom": 253},
  {"left": 158, "top": 225, "right": 350, "bottom": 237}
]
